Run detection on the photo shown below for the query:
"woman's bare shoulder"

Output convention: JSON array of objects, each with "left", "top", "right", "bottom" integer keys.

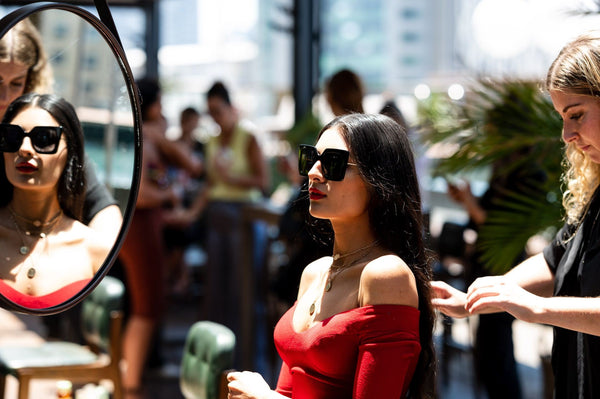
[{"left": 359, "top": 254, "right": 419, "bottom": 307}]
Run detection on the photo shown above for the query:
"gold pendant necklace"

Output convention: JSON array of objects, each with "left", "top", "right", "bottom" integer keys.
[
  {"left": 326, "top": 240, "right": 379, "bottom": 292},
  {"left": 8, "top": 207, "right": 62, "bottom": 279},
  {"left": 309, "top": 240, "right": 380, "bottom": 317}
]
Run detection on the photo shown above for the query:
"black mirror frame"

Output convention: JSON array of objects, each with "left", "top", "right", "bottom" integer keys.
[{"left": 0, "top": 1, "right": 141, "bottom": 315}]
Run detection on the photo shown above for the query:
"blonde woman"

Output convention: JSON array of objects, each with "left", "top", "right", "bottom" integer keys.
[{"left": 433, "top": 30, "right": 600, "bottom": 398}]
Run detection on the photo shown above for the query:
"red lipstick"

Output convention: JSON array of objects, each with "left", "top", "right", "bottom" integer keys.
[
  {"left": 309, "top": 187, "right": 326, "bottom": 200},
  {"left": 16, "top": 161, "right": 37, "bottom": 173}
]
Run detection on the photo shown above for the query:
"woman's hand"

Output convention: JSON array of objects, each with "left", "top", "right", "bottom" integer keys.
[
  {"left": 431, "top": 281, "right": 469, "bottom": 318},
  {"left": 227, "top": 371, "right": 273, "bottom": 399},
  {"left": 466, "top": 276, "right": 543, "bottom": 323}
]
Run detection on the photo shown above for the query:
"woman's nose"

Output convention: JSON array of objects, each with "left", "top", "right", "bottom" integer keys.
[
  {"left": 307, "top": 160, "right": 324, "bottom": 182},
  {"left": 18, "top": 137, "right": 35, "bottom": 156},
  {"left": 562, "top": 123, "right": 577, "bottom": 143}
]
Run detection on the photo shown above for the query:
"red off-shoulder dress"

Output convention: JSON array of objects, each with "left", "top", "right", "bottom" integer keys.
[
  {"left": 0, "top": 279, "right": 90, "bottom": 309},
  {"left": 274, "top": 303, "right": 421, "bottom": 399}
]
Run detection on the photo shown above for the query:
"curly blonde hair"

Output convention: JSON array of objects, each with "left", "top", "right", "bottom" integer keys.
[
  {"left": 545, "top": 31, "right": 600, "bottom": 224},
  {"left": 0, "top": 18, "right": 52, "bottom": 94}
]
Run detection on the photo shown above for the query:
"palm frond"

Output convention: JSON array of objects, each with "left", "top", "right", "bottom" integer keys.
[{"left": 418, "top": 79, "right": 565, "bottom": 274}]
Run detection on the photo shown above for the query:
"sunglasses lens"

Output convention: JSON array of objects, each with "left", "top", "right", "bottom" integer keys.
[
  {"left": 297, "top": 145, "right": 351, "bottom": 180},
  {"left": 0, "top": 125, "right": 62, "bottom": 154},
  {"left": 31, "top": 127, "right": 61, "bottom": 154},
  {"left": 321, "top": 150, "right": 348, "bottom": 181},
  {"left": 0, "top": 124, "right": 23, "bottom": 152},
  {"left": 298, "top": 145, "right": 317, "bottom": 176}
]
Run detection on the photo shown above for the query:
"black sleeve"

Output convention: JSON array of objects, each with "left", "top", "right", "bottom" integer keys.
[
  {"left": 83, "top": 155, "right": 118, "bottom": 225},
  {"left": 543, "top": 222, "right": 575, "bottom": 275}
]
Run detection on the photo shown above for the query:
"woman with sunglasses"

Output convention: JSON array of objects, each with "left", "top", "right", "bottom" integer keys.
[
  {"left": 0, "top": 18, "right": 123, "bottom": 248},
  {"left": 227, "top": 113, "right": 436, "bottom": 399},
  {"left": 0, "top": 93, "right": 110, "bottom": 308}
]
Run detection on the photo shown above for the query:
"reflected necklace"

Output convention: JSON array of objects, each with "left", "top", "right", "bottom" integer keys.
[
  {"left": 8, "top": 207, "right": 63, "bottom": 279},
  {"left": 308, "top": 240, "right": 380, "bottom": 316},
  {"left": 9, "top": 207, "right": 63, "bottom": 237}
]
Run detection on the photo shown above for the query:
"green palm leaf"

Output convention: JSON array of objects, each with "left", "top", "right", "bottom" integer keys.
[{"left": 418, "top": 79, "right": 565, "bottom": 274}]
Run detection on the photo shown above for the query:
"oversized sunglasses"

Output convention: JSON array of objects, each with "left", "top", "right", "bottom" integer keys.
[
  {"left": 0, "top": 124, "right": 63, "bottom": 154},
  {"left": 298, "top": 144, "right": 357, "bottom": 181}
]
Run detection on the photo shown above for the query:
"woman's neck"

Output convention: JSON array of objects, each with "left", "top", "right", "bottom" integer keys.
[
  {"left": 9, "top": 188, "right": 62, "bottom": 223},
  {"left": 331, "top": 217, "right": 377, "bottom": 255}
]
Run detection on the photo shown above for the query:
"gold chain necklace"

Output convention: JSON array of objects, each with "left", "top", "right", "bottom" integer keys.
[
  {"left": 308, "top": 240, "right": 380, "bottom": 316},
  {"left": 331, "top": 239, "right": 380, "bottom": 261},
  {"left": 325, "top": 246, "right": 377, "bottom": 292},
  {"left": 8, "top": 207, "right": 63, "bottom": 279},
  {"left": 9, "top": 206, "right": 63, "bottom": 233}
]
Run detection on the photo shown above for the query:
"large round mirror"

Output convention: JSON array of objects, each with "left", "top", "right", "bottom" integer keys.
[{"left": 0, "top": 4, "right": 140, "bottom": 314}]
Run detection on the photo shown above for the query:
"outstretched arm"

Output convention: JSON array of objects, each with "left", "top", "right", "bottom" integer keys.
[
  {"left": 466, "top": 253, "right": 600, "bottom": 336},
  {"left": 432, "top": 253, "right": 554, "bottom": 318}
]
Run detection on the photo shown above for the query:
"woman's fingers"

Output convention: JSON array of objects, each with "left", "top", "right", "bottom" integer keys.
[
  {"left": 466, "top": 276, "right": 506, "bottom": 296},
  {"left": 466, "top": 285, "right": 504, "bottom": 313},
  {"left": 431, "top": 280, "right": 461, "bottom": 298},
  {"left": 431, "top": 280, "right": 469, "bottom": 318},
  {"left": 465, "top": 279, "right": 537, "bottom": 322}
]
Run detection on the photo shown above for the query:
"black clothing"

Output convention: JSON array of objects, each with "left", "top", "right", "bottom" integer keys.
[
  {"left": 543, "top": 190, "right": 600, "bottom": 399},
  {"left": 82, "top": 155, "right": 118, "bottom": 224}
]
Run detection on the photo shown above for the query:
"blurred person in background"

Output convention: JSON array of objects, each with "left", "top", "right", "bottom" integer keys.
[
  {"left": 203, "top": 81, "right": 269, "bottom": 355},
  {"left": 324, "top": 68, "right": 365, "bottom": 116},
  {"left": 162, "top": 106, "right": 206, "bottom": 296},
  {"left": 444, "top": 151, "right": 546, "bottom": 399},
  {"left": 119, "top": 77, "right": 202, "bottom": 398}
]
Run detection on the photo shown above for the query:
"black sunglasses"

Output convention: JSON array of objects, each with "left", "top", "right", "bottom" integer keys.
[
  {"left": 0, "top": 124, "right": 63, "bottom": 154},
  {"left": 298, "top": 144, "right": 357, "bottom": 181}
]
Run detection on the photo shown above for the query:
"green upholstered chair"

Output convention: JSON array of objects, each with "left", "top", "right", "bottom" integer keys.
[
  {"left": 0, "top": 276, "right": 125, "bottom": 399},
  {"left": 180, "top": 321, "right": 236, "bottom": 399}
]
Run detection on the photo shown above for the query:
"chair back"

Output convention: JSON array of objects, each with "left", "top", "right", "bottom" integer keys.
[
  {"left": 180, "top": 321, "right": 236, "bottom": 399},
  {"left": 80, "top": 276, "right": 124, "bottom": 352}
]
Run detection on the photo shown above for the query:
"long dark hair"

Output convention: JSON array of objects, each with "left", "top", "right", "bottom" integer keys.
[
  {"left": 308, "top": 113, "right": 436, "bottom": 398},
  {"left": 0, "top": 93, "right": 86, "bottom": 221}
]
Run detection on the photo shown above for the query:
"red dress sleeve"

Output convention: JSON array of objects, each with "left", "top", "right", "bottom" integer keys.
[
  {"left": 275, "top": 361, "right": 293, "bottom": 397},
  {"left": 353, "top": 306, "right": 421, "bottom": 398}
]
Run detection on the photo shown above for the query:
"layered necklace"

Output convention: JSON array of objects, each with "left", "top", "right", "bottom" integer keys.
[
  {"left": 309, "top": 239, "right": 380, "bottom": 316},
  {"left": 8, "top": 206, "right": 63, "bottom": 279}
]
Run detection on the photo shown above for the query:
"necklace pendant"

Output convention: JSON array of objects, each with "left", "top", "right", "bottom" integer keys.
[
  {"left": 325, "top": 279, "right": 332, "bottom": 292},
  {"left": 27, "top": 267, "right": 36, "bottom": 279},
  {"left": 332, "top": 254, "right": 340, "bottom": 261},
  {"left": 309, "top": 302, "right": 315, "bottom": 316},
  {"left": 19, "top": 246, "right": 29, "bottom": 255}
]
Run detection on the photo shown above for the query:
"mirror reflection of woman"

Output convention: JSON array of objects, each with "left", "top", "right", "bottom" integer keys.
[
  {"left": 0, "top": 93, "right": 111, "bottom": 308},
  {"left": 0, "top": 18, "right": 123, "bottom": 248}
]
